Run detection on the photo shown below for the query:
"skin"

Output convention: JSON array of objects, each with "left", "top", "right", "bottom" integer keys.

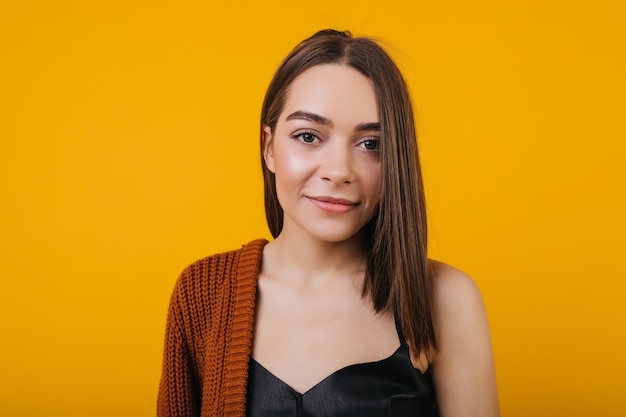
[{"left": 254, "top": 64, "right": 499, "bottom": 416}]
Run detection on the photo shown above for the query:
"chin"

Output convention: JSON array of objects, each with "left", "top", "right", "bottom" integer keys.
[{"left": 306, "top": 226, "right": 368, "bottom": 245}]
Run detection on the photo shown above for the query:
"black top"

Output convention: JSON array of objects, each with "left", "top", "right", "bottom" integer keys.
[{"left": 246, "top": 318, "right": 439, "bottom": 417}]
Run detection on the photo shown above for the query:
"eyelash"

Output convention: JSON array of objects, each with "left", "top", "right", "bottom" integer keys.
[
  {"left": 291, "top": 129, "right": 321, "bottom": 144},
  {"left": 360, "top": 138, "right": 380, "bottom": 151},
  {"left": 291, "top": 130, "right": 380, "bottom": 152}
]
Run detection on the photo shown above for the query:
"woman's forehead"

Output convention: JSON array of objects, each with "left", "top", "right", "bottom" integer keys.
[{"left": 280, "top": 64, "right": 380, "bottom": 126}]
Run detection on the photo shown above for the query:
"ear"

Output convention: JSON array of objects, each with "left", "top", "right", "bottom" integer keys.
[{"left": 262, "top": 125, "right": 276, "bottom": 173}]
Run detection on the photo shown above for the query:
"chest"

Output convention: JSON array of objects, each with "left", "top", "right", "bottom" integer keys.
[{"left": 251, "top": 277, "right": 400, "bottom": 394}]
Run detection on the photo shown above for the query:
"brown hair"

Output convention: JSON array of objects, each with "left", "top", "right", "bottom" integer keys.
[{"left": 260, "top": 30, "right": 436, "bottom": 355}]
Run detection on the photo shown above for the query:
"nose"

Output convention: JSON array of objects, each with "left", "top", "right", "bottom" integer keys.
[{"left": 318, "top": 141, "right": 356, "bottom": 184}]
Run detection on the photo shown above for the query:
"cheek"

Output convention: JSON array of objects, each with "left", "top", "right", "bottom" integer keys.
[
  {"left": 273, "top": 149, "right": 315, "bottom": 208},
  {"left": 363, "top": 163, "right": 382, "bottom": 201},
  {"left": 273, "top": 145, "right": 312, "bottom": 179}
]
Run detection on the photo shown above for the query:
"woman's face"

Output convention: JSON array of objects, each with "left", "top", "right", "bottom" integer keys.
[{"left": 263, "top": 64, "right": 381, "bottom": 244}]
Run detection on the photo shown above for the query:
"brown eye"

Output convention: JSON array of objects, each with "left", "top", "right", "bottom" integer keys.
[
  {"left": 363, "top": 139, "right": 380, "bottom": 150},
  {"left": 292, "top": 130, "right": 320, "bottom": 143},
  {"left": 300, "top": 132, "right": 317, "bottom": 143}
]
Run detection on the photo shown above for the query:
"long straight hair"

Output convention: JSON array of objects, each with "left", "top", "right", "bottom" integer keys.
[{"left": 260, "top": 30, "right": 436, "bottom": 355}]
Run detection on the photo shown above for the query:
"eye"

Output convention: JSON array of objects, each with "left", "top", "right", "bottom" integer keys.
[
  {"left": 292, "top": 130, "right": 320, "bottom": 144},
  {"left": 361, "top": 138, "right": 380, "bottom": 151}
]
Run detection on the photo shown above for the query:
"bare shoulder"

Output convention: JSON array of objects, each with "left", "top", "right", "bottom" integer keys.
[
  {"left": 427, "top": 259, "right": 489, "bottom": 356},
  {"left": 427, "top": 260, "right": 500, "bottom": 417},
  {"left": 429, "top": 260, "right": 485, "bottom": 316}
]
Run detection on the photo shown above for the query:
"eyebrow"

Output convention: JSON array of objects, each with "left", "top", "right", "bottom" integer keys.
[
  {"left": 355, "top": 122, "right": 381, "bottom": 132},
  {"left": 286, "top": 111, "right": 333, "bottom": 126},
  {"left": 285, "top": 111, "right": 380, "bottom": 132}
]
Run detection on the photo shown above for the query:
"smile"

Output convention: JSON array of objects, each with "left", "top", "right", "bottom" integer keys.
[{"left": 307, "top": 196, "right": 359, "bottom": 213}]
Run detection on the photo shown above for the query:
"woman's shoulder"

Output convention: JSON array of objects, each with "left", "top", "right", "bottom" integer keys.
[
  {"left": 426, "top": 260, "right": 500, "bottom": 415},
  {"left": 426, "top": 259, "right": 493, "bottom": 364},
  {"left": 175, "top": 238, "right": 268, "bottom": 292},
  {"left": 428, "top": 259, "right": 483, "bottom": 305}
]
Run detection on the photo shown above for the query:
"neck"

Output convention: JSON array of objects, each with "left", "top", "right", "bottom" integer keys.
[{"left": 263, "top": 229, "right": 368, "bottom": 290}]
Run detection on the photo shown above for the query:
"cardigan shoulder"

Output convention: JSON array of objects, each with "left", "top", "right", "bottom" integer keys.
[
  {"left": 169, "top": 239, "right": 268, "bottom": 348},
  {"left": 158, "top": 239, "right": 268, "bottom": 417}
]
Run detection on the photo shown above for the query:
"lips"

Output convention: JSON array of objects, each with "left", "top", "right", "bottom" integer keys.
[{"left": 307, "top": 196, "right": 359, "bottom": 213}]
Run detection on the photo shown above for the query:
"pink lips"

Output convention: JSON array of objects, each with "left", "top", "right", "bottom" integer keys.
[{"left": 307, "top": 196, "right": 358, "bottom": 213}]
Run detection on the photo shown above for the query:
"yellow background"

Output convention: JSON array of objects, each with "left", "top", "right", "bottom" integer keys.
[{"left": 1, "top": 0, "right": 625, "bottom": 415}]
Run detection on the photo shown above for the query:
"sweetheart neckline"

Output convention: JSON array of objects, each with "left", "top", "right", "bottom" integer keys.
[{"left": 250, "top": 343, "right": 430, "bottom": 396}]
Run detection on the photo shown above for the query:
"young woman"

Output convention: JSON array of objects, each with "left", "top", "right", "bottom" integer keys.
[{"left": 158, "top": 29, "right": 499, "bottom": 417}]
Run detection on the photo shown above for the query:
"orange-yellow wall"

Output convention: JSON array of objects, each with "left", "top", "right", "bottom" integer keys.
[{"left": 1, "top": 1, "right": 625, "bottom": 415}]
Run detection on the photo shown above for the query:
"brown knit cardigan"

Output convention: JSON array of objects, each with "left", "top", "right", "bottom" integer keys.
[{"left": 157, "top": 239, "right": 268, "bottom": 417}]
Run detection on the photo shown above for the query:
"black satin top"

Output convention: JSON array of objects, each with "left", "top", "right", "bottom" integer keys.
[{"left": 245, "top": 319, "right": 439, "bottom": 417}]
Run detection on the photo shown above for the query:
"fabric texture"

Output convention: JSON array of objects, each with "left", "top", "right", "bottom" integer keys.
[{"left": 157, "top": 239, "right": 268, "bottom": 417}]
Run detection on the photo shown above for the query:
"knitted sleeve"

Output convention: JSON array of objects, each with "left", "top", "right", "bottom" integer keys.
[
  {"left": 157, "top": 240, "right": 266, "bottom": 417},
  {"left": 157, "top": 268, "right": 202, "bottom": 417}
]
